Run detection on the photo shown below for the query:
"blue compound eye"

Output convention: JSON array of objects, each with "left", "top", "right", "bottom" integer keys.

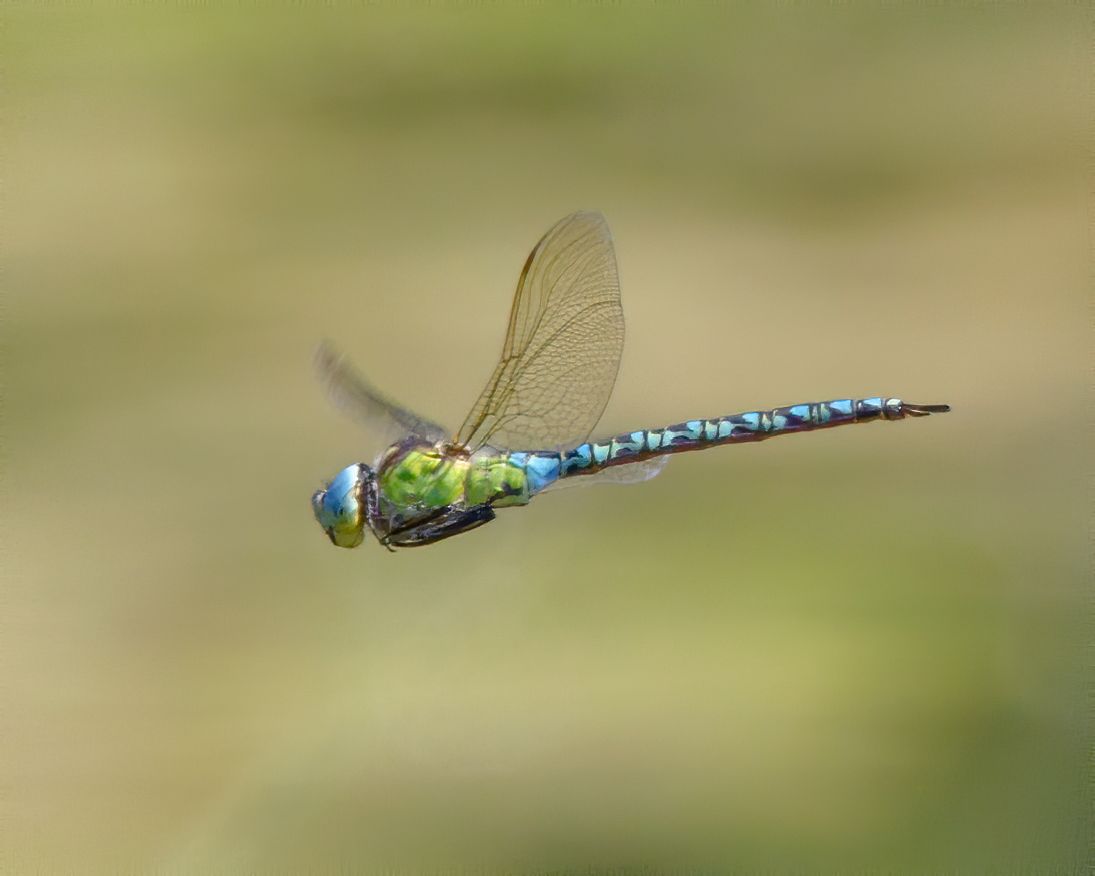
[{"left": 312, "top": 464, "right": 368, "bottom": 548}]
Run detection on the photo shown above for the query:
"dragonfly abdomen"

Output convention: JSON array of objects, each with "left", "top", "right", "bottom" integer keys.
[{"left": 553, "top": 397, "right": 949, "bottom": 479}]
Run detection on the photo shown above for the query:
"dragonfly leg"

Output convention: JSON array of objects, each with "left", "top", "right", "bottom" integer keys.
[
  {"left": 386, "top": 504, "right": 497, "bottom": 548},
  {"left": 377, "top": 503, "right": 451, "bottom": 545}
]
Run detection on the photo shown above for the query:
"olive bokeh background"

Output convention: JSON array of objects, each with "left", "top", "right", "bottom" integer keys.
[{"left": 7, "top": 5, "right": 1088, "bottom": 873}]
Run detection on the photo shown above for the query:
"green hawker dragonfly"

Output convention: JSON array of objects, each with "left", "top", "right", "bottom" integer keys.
[{"left": 313, "top": 211, "right": 948, "bottom": 550}]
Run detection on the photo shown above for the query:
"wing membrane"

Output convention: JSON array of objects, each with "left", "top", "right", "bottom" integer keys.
[
  {"left": 316, "top": 341, "right": 448, "bottom": 458},
  {"left": 456, "top": 211, "right": 624, "bottom": 452}
]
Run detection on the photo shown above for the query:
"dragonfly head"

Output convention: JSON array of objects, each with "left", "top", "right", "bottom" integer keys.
[{"left": 312, "top": 463, "right": 374, "bottom": 549}]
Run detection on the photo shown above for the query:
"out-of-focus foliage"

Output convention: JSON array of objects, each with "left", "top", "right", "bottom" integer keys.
[{"left": 5, "top": 5, "right": 1087, "bottom": 873}]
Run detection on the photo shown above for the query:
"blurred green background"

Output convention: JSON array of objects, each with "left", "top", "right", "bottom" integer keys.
[{"left": 6, "top": 4, "right": 1088, "bottom": 873}]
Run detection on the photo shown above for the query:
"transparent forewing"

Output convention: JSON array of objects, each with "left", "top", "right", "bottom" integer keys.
[
  {"left": 542, "top": 455, "right": 669, "bottom": 493},
  {"left": 316, "top": 341, "right": 449, "bottom": 458},
  {"left": 456, "top": 211, "right": 624, "bottom": 452}
]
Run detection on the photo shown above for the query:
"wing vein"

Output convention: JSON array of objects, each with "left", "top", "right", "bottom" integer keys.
[{"left": 456, "top": 212, "right": 625, "bottom": 452}]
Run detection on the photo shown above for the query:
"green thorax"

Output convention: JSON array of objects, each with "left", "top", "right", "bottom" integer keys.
[{"left": 377, "top": 444, "right": 532, "bottom": 516}]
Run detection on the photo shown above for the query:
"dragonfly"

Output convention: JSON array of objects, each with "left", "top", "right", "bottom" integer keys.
[{"left": 312, "top": 211, "right": 948, "bottom": 550}]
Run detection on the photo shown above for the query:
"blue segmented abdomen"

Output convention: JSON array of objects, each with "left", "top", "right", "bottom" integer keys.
[{"left": 510, "top": 397, "right": 948, "bottom": 490}]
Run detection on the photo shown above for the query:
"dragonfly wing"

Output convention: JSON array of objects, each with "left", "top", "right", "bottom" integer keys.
[
  {"left": 456, "top": 211, "right": 624, "bottom": 452},
  {"left": 316, "top": 341, "right": 449, "bottom": 458},
  {"left": 541, "top": 455, "right": 669, "bottom": 493}
]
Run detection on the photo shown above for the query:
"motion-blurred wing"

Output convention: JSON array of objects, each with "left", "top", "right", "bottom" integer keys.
[
  {"left": 456, "top": 211, "right": 624, "bottom": 452},
  {"left": 316, "top": 341, "right": 449, "bottom": 458}
]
